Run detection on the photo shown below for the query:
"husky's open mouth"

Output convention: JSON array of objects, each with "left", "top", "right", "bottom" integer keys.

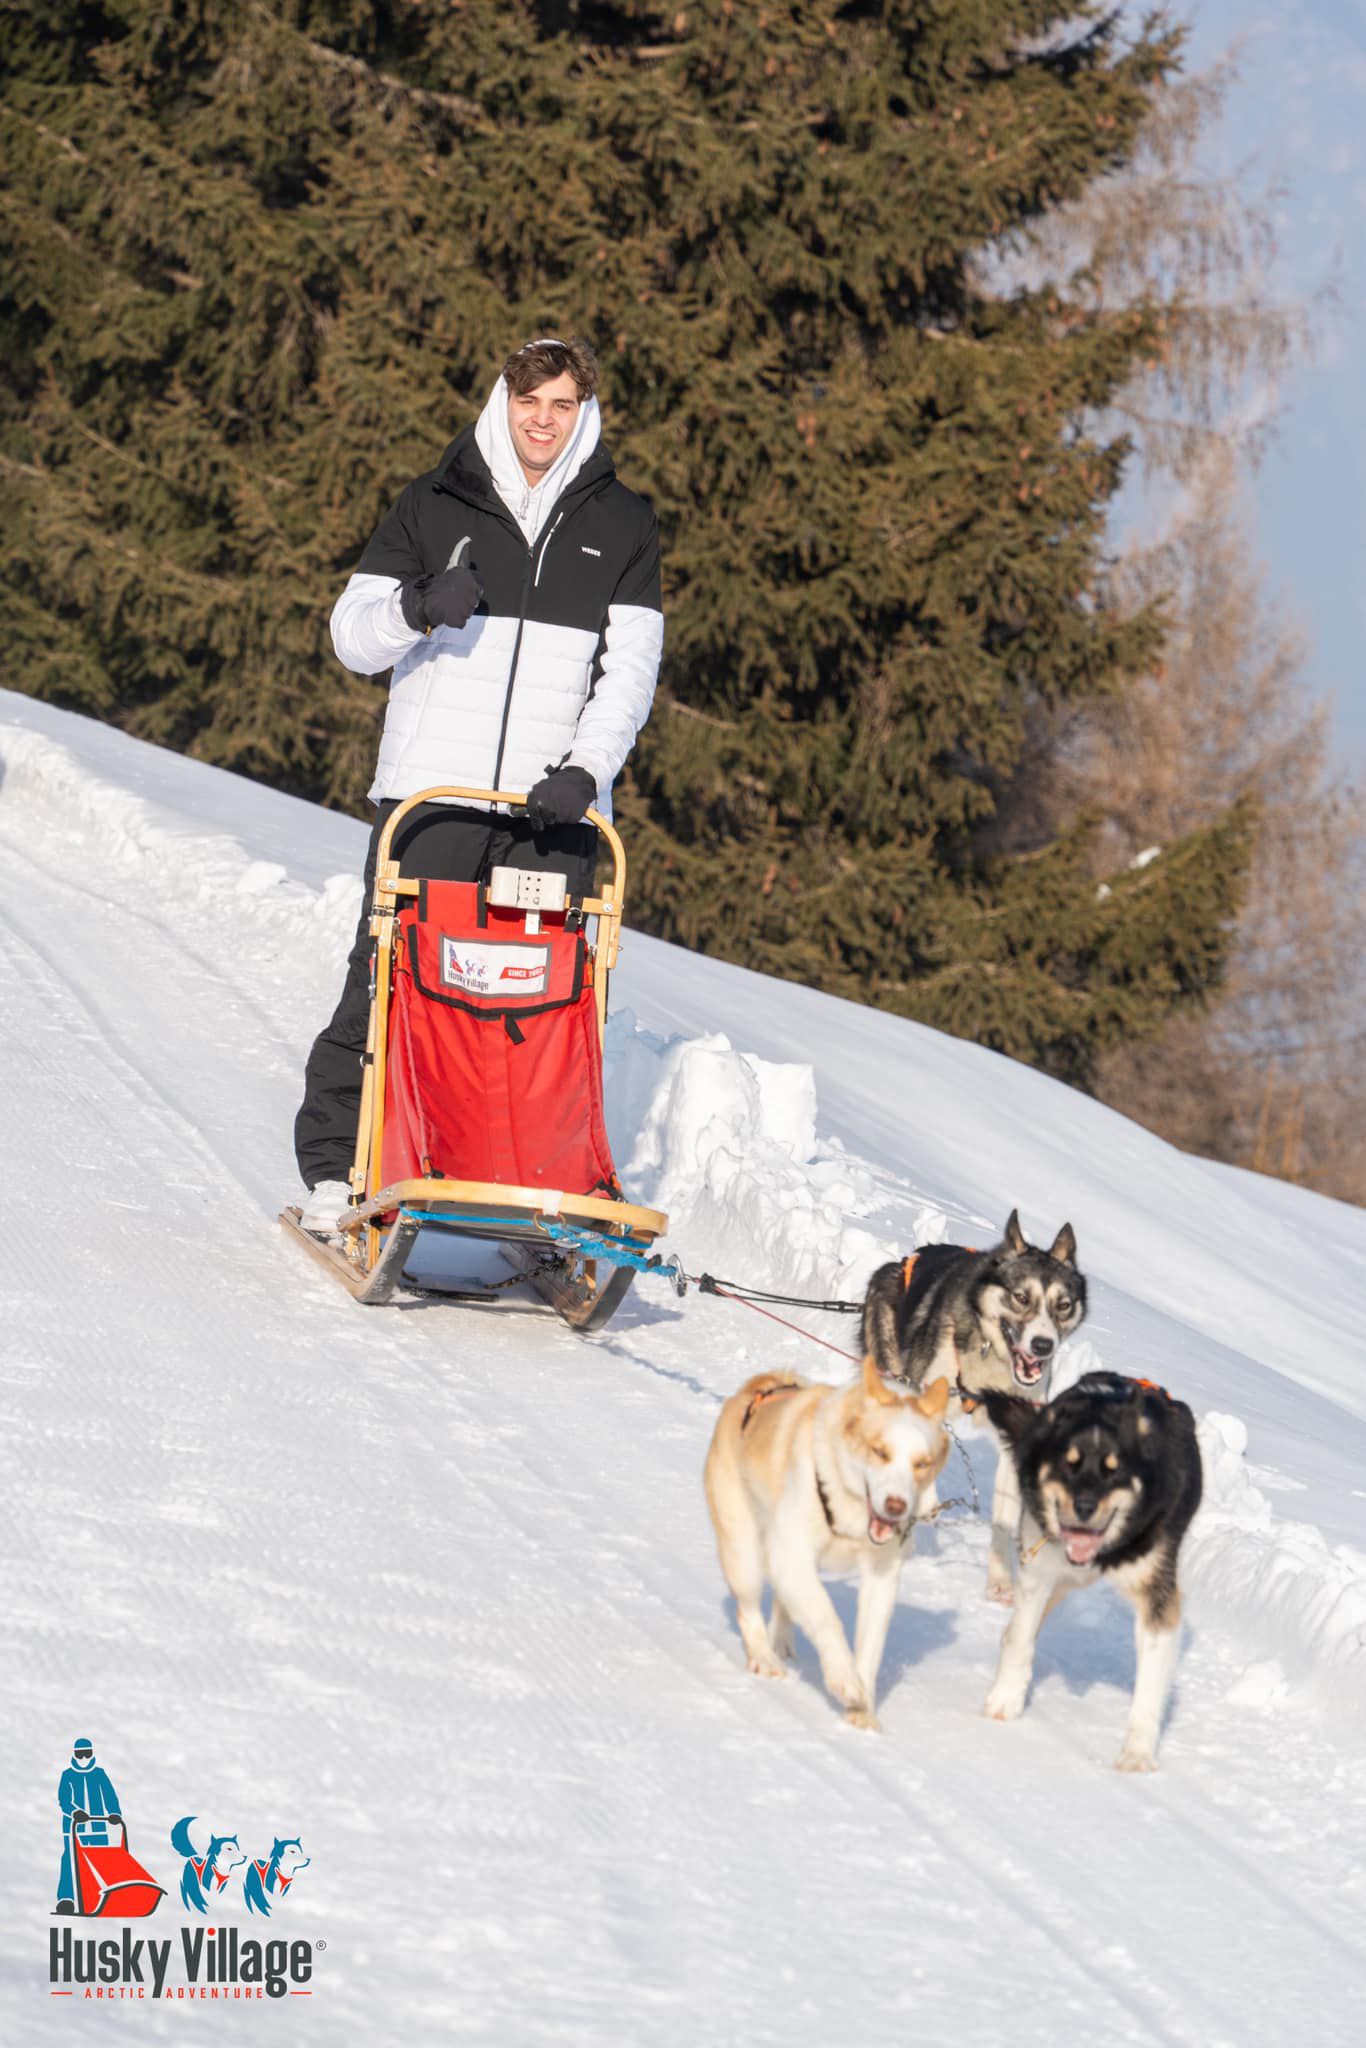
[
  {"left": 1058, "top": 1519, "right": 1112, "bottom": 1566},
  {"left": 867, "top": 1496, "right": 908, "bottom": 1545},
  {"left": 1008, "top": 1341, "right": 1045, "bottom": 1389}
]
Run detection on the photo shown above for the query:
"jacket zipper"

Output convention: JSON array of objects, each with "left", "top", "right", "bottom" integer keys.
[
  {"left": 533, "top": 512, "right": 565, "bottom": 589},
  {"left": 491, "top": 511, "right": 567, "bottom": 793}
]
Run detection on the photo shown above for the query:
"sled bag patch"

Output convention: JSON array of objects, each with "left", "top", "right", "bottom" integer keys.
[
  {"left": 439, "top": 935, "right": 550, "bottom": 998},
  {"left": 405, "top": 883, "right": 584, "bottom": 1017}
]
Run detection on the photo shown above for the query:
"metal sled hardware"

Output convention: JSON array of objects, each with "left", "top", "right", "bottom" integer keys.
[{"left": 281, "top": 785, "right": 668, "bottom": 1332}]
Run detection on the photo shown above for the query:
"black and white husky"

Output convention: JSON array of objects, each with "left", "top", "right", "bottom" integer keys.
[
  {"left": 980, "top": 1372, "right": 1203, "bottom": 1771},
  {"left": 861, "top": 1211, "right": 1088, "bottom": 1599}
]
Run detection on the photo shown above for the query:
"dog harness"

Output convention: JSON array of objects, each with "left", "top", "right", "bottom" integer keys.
[
  {"left": 739, "top": 1381, "right": 802, "bottom": 1433},
  {"left": 813, "top": 1465, "right": 874, "bottom": 1545},
  {"left": 900, "top": 1246, "right": 978, "bottom": 1295},
  {"left": 814, "top": 1468, "right": 848, "bottom": 1539},
  {"left": 740, "top": 1385, "right": 898, "bottom": 1544},
  {"left": 899, "top": 1248, "right": 985, "bottom": 1411},
  {"left": 1078, "top": 1371, "right": 1176, "bottom": 1409}
]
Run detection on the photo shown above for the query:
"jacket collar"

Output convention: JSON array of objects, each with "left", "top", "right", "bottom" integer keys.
[{"left": 434, "top": 426, "right": 616, "bottom": 525}]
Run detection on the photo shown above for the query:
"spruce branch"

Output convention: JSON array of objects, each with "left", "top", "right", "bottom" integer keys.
[{"left": 245, "top": 3, "right": 481, "bottom": 126}]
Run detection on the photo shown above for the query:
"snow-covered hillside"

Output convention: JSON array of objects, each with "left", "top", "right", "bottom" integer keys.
[{"left": 3, "top": 689, "right": 1364, "bottom": 2044}]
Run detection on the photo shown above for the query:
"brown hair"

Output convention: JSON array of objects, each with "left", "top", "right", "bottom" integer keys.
[{"left": 502, "top": 335, "right": 599, "bottom": 403}]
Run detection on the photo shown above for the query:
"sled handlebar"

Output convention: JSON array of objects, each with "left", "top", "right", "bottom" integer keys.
[
  {"left": 72, "top": 1814, "right": 127, "bottom": 1845},
  {"left": 369, "top": 786, "right": 626, "bottom": 925}
]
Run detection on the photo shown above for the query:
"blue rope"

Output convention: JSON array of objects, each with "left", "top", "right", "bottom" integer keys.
[
  {"left": 537, "top": 1219, "right": 665, "bottom": 1273},
  {"left": 396, "top": 1206, "right": 681, "bottom": 1286}
]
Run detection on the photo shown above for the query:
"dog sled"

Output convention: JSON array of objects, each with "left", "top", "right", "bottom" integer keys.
[
  {"left": 281, "top": 786, "right": 669, "bottom": 1333},
  {"left": 67, "top": 1816, "right": 165, "bottom": 1918}
]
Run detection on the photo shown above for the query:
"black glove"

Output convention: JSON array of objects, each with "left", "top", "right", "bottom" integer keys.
[
  {"left": 71, "top": 1809, "right": 89, "bottom": 1825},
  {"left": 399, "top": 563, "right": 482, "bottom": 634},
  {"left": 524, "top": 765, "right": 596, "bottom": 830},
  {"left": 107, "top": 1813, "right": 121, "bottom": 1825}
]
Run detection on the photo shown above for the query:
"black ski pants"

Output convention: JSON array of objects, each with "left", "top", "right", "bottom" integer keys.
[{"left": 293, "top": 800, "right": 597, "bottom": 1189}]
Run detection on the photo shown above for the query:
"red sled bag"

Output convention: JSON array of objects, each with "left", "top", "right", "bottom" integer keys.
[
  {"left": 380, "top": 879, "right": 620, "bottom": 1197},
  {"left": 72, "top": 1819, "right": 165, "bottom": 1918}
]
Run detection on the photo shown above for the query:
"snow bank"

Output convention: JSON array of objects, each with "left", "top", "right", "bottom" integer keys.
[
  {"left": 0, "top": 716, "right": 363, "bottom": 972},
  {"left": 604, "top": 1012, "right": 946, "bottom": 1341},
  {"left": 0, "top": 720, "right": 271, "bottom": 888},
  {"left": 1189, "top": 1412, "right": 1366, "bottom": 1711}
]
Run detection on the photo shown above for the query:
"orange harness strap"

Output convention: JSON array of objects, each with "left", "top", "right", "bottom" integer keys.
[
  {"left": 901, "top": 1248, "right": 981, "bottom": 1409},
  {"left": 902, "top": 1245, "right": 977, "bottom": 1292},
  {"left": 740, "top": 1382, "right": 802, "bottom": 1433}
]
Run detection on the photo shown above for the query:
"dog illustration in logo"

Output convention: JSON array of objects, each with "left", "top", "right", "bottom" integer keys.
[
  {"left": 170, "top": 1815, "right": 246, "bottom": 1914},
  {"left": 243, "top": 1836, "right": 309, "bottom": 1916}
]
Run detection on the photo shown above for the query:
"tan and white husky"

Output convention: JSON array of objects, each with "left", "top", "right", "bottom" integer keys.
[{"left": 704, "top": 1356, "right": 950, "bottom": 1731}]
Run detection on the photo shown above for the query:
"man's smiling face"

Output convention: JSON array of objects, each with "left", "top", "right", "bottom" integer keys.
[{"left": 508, "top": 369, "right": 582, "bottom": 484}]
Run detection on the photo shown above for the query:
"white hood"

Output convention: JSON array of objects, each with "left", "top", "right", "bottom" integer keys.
[{"left": 473, "top": 371, "right": 601, "bottom": 546}]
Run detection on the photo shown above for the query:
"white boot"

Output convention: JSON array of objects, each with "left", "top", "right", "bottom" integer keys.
[{"left": 298, "top": 1179, "right": 353, "bottom": 1236}]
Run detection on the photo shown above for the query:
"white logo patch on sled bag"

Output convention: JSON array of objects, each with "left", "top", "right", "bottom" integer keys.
[{"left": 439, "top": 936, "right": 551, "bottom": 998}]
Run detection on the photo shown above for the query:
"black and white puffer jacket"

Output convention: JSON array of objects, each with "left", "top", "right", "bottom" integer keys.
[{"left": 330, "top": 420, "right": 663, "bottom": 815}]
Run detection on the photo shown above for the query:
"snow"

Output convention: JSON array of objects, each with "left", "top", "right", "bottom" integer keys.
[{"left": 2, "top": 687, "right": 1365, "bottom": 2043}]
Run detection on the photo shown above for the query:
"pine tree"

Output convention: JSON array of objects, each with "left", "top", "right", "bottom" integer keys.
[
  {"left": 1044, "top": 464, "right": 1365, "bottom": 1198},
  {"left": 0, "top": 1, "right": 1254, "bottom": 1085},
  {"left": 995, "top": 46, "right": 1364, "bottom": 1195}
]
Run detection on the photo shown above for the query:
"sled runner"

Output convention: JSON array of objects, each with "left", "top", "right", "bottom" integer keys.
[
  {"left": 281, "top": 786, "right": 668, "bottom": 1332},
  {"left": 69, "top": 1816, "right": 165, "bottom": 1918}
]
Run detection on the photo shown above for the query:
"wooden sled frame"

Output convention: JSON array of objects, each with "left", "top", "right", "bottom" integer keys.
[{"left": 282, "top": 785, "right": 667, "bottom": 1329}]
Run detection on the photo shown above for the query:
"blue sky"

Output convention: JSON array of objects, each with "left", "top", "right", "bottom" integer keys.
[{"left": 1172, "top": 2, "right": 1366, "bottom": 764}]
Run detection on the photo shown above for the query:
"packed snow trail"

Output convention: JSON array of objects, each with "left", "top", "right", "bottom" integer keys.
[{"left": 2, "top": 693, "right": 1365, "bottom": 2044}]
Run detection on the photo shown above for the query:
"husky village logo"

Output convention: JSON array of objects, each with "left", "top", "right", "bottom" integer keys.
[
  {"left": 47, "top": 1737, "right": 324, "bottom": 2003},
  {"left": 440, "top": 933, "right": 551, "bottom": 997}
]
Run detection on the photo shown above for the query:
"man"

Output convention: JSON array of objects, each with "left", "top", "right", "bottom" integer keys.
[
  {"left": 294, "top": 336, "right": 663, "bottom": 1230},
  {"left": 55, "top": 1736, "right": 121, "bottom": 1913}
]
